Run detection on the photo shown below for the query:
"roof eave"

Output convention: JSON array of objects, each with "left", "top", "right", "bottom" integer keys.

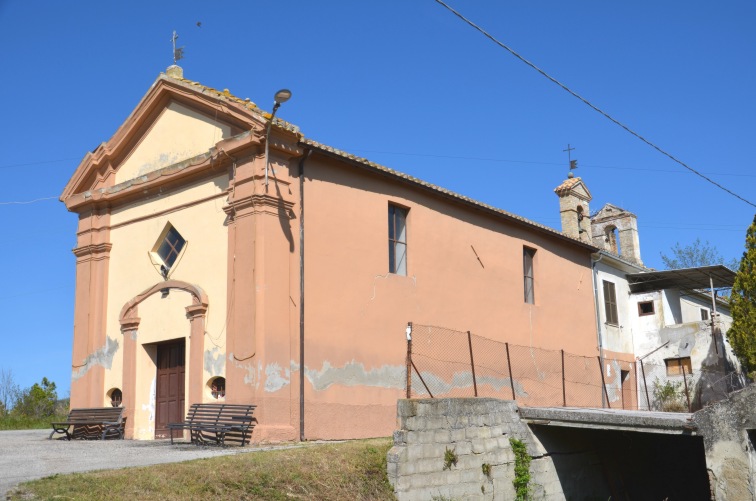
[{"left": 301, "top": 140, "right": 598, "bottom": 253}]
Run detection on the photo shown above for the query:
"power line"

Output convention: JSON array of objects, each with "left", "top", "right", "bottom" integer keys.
[
  {"left": 432, "top": 0, "right": 756, "bottom": 209},
  {"left": 0, "top": 158, "right": 79, "bottom": 170},
  {"left": 0, "top": 196, "right": 58, "bottom": 206},
  {"left": 348, "top": 149, "right": 756, "bottom": 178}
]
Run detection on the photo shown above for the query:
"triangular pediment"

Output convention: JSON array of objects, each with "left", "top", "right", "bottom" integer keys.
[
  {"left": 570, "top": 182, "right": 590, "bottom": 200},
  {"left": 592, "top": 203, "right": 634, "bottom": 221},
  {"left": 61, "top": 74, "right": 267, "bottom": 201},
  {"left": 114, "top": 101, "right": 233, "bottom": 183},
  {"left": 553, "top": 176, "right": 592, "bottom": 201}
]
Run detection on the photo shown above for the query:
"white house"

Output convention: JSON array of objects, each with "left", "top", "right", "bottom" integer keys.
[{"left": 554, "top": 174, "right": 743, "bottom": 410}]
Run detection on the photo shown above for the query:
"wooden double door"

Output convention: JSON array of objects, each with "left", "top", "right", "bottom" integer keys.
[{"left": 154, "top": 340, "right": 185, "bottom": 439}]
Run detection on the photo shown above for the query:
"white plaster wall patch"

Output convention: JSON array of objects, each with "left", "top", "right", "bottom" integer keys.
[
  {"left": 142, "top": 377, "right": 156, "bottom": 423},
  {"left": 228, "top": 353, "right": 258, "bottom": 386},
  {"left": 412, "top": 370, "right": 528, "bottom": 397},
  {"left": 71, "top": 336, "right": 120, "bottom": 381},
  {"left": 305, "top": 360, "right": 405, "bottom": 391},
  {"left": 264, "top": 362, "right": 291, "bottom": 392},
  {"left": 204, "top": 347, "right": 225, "bottom": 375}
]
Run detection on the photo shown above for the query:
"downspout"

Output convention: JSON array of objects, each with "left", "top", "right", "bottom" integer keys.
[
  {"left": 591, "top": 251, "right": 607, "bottom": 407},
  {"left": 298, "top": 148, "right": 311, "bottom": 442}
]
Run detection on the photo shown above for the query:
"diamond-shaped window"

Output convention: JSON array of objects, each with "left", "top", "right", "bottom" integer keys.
[{"left": 153, "top": 224, "right": 186, "bottom": 271}]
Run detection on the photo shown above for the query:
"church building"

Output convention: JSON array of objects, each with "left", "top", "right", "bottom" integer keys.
[{"left": 61, "top": 66, "right": 605, "bottom": 441}]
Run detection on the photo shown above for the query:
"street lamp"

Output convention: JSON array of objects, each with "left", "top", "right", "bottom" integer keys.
[{"left": 265, "top": 89, "right": 292, "bottom": 187}]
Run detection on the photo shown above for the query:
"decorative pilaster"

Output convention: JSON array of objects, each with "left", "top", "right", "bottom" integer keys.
[
  {"left": 119, "top": 316, "right": 141, "bottom": 440},
  {"left": 70, "top": 206, "right": 112, "bottom": 408},
  {"left": 223, "top": 149, "right": 300, "bottom": 441},
  {"left": 186, "top": 303, "right": 209, "bottom": 405}
]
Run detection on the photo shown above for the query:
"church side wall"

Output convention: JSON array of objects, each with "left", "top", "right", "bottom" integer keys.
[{"left": 299, "top": 156, "right": 598, "bottom": 440}]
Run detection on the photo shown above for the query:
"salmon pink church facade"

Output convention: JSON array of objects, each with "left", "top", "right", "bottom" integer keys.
[{"left": 61, "top": 66, "right": 607, "bottom": 442}]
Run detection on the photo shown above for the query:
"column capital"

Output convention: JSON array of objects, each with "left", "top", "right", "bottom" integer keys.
[
  {"left": 119, "top": 316, "right": 141, "bottom": 332},
  {"left": 73, "top": 243, "right": 113, "bottom": 262},
  {"left": 185, "top": 303, "right": 208, "bottom": 320}
]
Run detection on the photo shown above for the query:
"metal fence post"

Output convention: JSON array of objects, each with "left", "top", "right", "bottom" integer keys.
[
  {"left": 681, "top": 364, "right": 692, "bottom": 412},
  {"left": 406, "top": 322, "right": 412, "bottom": 399},
  {"left": 561, "top": 350, "right": 566, "bottom": 407},
  {"left": 505, "top": 342, "right": 516, "bottom": 401},
  {"left": 639, "top": 359, "right": 651, "bottom": 411},
  {"left": 633, "top": 361, "right": 639, "bottom": 411},
  {"left": 598, "top": 356, "right": 611, "bottom": 409},
  {"left": 467, "top": 331, "right": 478, "bottom": 397}
]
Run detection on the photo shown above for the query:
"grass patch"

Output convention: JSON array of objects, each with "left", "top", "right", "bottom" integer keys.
[
  {"left": 0, "top": 413, "right": 68, "bottom": 430},
  {"left": 8, "top": 438, "right": 396, "bottom": 501}
]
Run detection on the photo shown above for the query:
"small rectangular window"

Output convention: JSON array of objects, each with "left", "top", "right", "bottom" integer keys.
[
  {"left": 603, "top": 280, "right": 618, "bottom": 325},
  {"left": 523, "top": 247, "right": 536, "bottom": 304},
  {"left": 638, "top": 301, "right": 655, "bottom": 316},
  {"left": 665, "top": 357, "right": 692, "bottom": 376},
  {"left": 700, "top": 308, "right": 710, "bottom": 321},
  {"left": 388, "top": 204, "right": 408, "bottom": 275}
]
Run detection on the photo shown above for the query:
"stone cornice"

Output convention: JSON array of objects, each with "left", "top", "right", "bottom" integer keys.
[
  {"left": 223, "top": 194, "right": 296, "bottom": 219},
  {"left": 62, "top": 127, "right": 265, "bottom": 214},
  {"left": 72, "top": 243, "right": 113, "bottom": 258}
]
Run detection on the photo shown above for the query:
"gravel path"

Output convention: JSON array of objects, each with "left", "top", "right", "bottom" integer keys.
[{"left": 0, "top": 429, "right": 305, "bottom": 499}]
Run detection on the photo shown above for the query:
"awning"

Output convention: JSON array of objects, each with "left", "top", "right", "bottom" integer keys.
[{"left": 625, "top": 265, "right": 736, "bottom": 293}]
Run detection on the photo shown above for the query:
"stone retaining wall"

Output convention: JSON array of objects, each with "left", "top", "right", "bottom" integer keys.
[{"left": 387, "top": 398, "right": 563, "bottom": 500}]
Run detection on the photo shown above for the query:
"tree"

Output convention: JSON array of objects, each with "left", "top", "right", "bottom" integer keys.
[
  {"left": 0, "top": 368, "right": 19, "bottom": 417},
  {"left": 660, "top": 238, "right": 738, "bottom": 270},
  {"left": 727, "top": 215, "right": 756, "bottom": 377},
  {"left": 13, "top": 377, "right": 58, "bottom": 419}
]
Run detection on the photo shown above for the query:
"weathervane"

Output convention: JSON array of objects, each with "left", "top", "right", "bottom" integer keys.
[
  {"left": 563, "top": 144, "right": 578, "bottom": 178},
  {"left": 171, "top": 31, "right": 184, "bottom": 65}
]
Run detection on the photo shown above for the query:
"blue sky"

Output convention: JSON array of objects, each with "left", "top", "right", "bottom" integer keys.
[{"left": 1, "top": 1, "right": 754, "bottom": 397}]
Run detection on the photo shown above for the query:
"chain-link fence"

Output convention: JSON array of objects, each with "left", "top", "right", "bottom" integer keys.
[{"left": 407, "top": 323, "right": 745, "bottom": 412}]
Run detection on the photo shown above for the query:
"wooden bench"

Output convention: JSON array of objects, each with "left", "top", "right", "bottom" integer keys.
[
  {"left": 50, "top": 407, "right": 125, "bottom": 440},
  {"left": 167, "top": 403, "right": 256, "bottom": 447}
]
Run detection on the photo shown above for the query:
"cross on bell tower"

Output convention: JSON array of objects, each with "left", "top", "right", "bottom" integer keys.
[{"left": 564, "top": 144, "right": 578, "bottom": 178}]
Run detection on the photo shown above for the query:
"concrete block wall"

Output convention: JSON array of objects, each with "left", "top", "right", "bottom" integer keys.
[{"left": 387, "top": 398, "right": 563, "bottom": 501}]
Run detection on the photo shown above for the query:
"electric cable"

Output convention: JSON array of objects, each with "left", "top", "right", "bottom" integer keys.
[
  {"left": 347, "top": 149, "right": 756, "bottom": 178},
  {"left": 0, "top": 196, "right": 58, "bottom": 205},
  {"left": 432, "top": 0, "right": 756, "bottom": 208}
]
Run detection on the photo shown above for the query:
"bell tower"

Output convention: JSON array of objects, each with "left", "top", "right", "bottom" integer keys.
[{"left": 554, "top": 175, "right": 592, "bottom": 244}]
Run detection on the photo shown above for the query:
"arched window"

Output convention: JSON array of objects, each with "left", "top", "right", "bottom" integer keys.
[
  {"left": 210, "top": 377, "right": 226, "bottom": 399},
  {"left": 109, "top": 388, "right": 123, "bottom": 407},
  {"left": 605, "top": 226, "right": 620, "bottom": 255}
]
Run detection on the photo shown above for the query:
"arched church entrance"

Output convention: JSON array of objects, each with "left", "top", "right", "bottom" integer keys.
[{"left": 119, "top": 280, "right": 208, "bottom": 439}]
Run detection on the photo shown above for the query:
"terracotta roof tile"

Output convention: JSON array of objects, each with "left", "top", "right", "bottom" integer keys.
[
  {"left": 553, "top": 176, "right": 582, "bottom": 196},
  {"left": 163, "top": 73, "right": 301, "bottom": 134}
]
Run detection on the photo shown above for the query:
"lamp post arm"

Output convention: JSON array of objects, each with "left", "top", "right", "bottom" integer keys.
[{"left": 264, "top": 103, "right": 282, "bottom": 188}]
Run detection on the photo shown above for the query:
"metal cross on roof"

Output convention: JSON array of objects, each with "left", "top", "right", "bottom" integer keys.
[
  {"left": 563, "top": 144, "right": 578, "bottom": 176},
  {"left": 171, "top": 31, "right": 184, "bottom": 65},
  {"left": 563, "top": 143, "right": 575, "bottom": 161}
]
